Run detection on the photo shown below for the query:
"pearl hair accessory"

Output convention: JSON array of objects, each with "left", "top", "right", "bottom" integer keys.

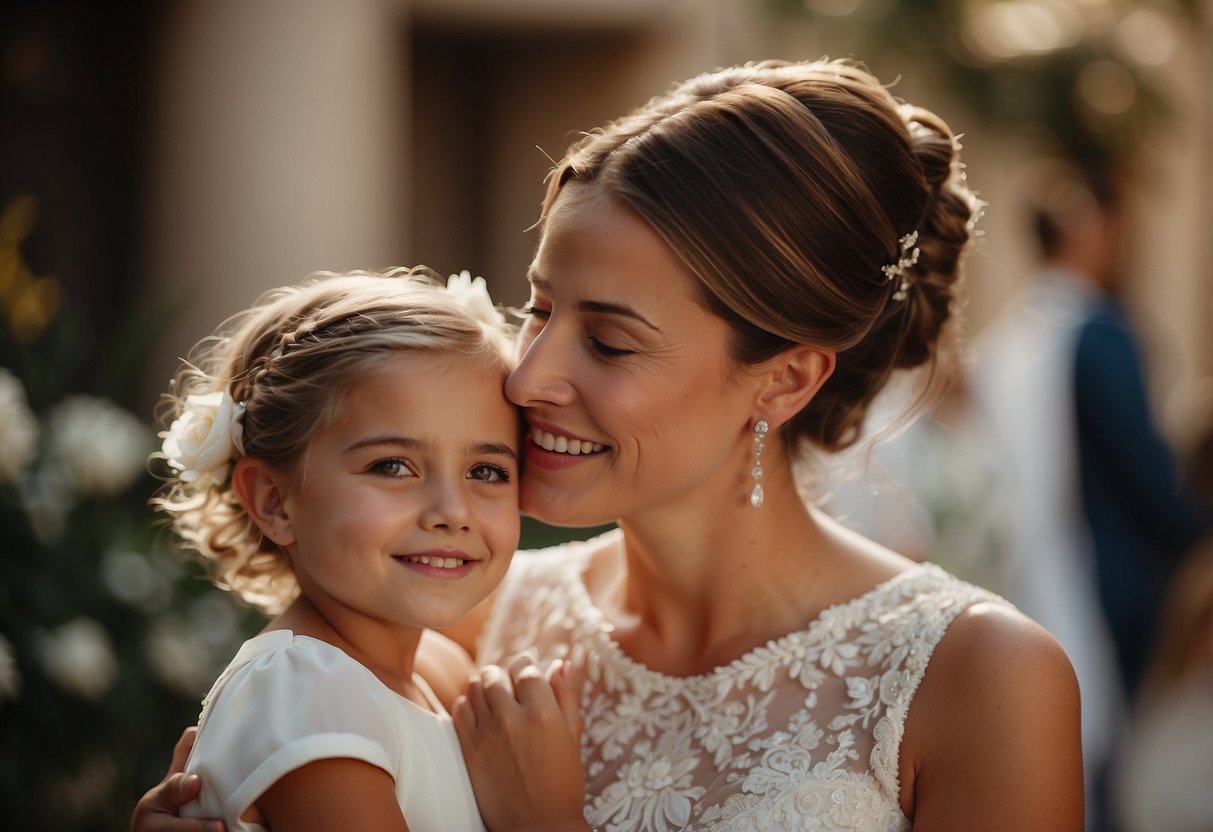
[
  {"left": 750, "top": 418, "right": 769, "bottom": 508},
  {"left": 881, "top": 230, "right": 920, "bottom": 301}
]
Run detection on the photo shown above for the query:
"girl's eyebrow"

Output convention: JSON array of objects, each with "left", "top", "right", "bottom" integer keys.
[
  {"left": 345, "top": 435, "right": 423, "bottom": 454},
  {"left": 473, "top": 442, "right": 519, "bottom": 462},
  {"left": 528, "top": 271, "right": 662, "bottom": 333},
  {"left": 344, "top": 435, "right": 518, "bottom": 462}
]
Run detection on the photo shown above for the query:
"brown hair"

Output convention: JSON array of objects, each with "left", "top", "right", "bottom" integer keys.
[
  {"left": 542, "top": 59, "right": 980, "bottom": 452},
  {"left": 152, "top": 268, "right": 515, "bottom": 613}
]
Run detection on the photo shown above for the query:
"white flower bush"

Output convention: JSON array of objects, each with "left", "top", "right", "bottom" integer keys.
[
  {"left": 35, "top": 617, "right": 118, "bottom": 700},
  {"left": 0, "top": 367, "right": 39, "bottom": 484},
  {"left": 48, "top": 395, "right": 149, "bottom": 497},
  {"left": 159, "top": 390, "right": 246, "bottom": 489},
  {"left": 145, "top": 615, "right": 215, "bottom": 696}
]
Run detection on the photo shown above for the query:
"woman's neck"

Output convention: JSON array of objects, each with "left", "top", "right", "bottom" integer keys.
[{"left": 607, "top": 471, "right": 833, "bottom": 676}]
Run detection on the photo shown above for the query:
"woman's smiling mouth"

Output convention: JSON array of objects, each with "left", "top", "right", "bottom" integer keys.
[{"left": 529, "top": 426, "right": 607, "bottom": 456}]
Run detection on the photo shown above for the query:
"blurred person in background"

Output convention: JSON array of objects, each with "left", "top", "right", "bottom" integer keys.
[
  {"left": 972, "top": 160, "right": 1212, "bottom": 830},
  {"left": 1114, "top": 536, "right": 1213, "bottom": 832},
  {"left": 1114, "top": 411, "right": 1213, "bottom": 832}
]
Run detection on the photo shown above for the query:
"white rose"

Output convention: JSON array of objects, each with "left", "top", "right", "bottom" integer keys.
[
  {"left": 18, "top": 461, "right": 73, "bottom": 544},
  {"left": 35, "top": 617, "right": 117, "bottom": 700},
  {"left": 446, "top": 269, "right": 502, "bottom": 327},
  {"left": 48, "top": 395, "right": 150, "bottom": 497},
  {"left": 160, "top": 390, "right": 245, "bottom": 488},
  {"left": 0, "top": 368, "right": 40, "bottom": 484}
]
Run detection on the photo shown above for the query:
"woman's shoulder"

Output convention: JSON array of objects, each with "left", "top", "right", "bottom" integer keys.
[
  {"left": 928, "top": 599, "right": 1076, "bottom": 688},
  {"left": 898, "top": 601, "right": 1083, "bottom": 822}
]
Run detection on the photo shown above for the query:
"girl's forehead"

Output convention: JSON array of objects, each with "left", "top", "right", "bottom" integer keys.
[{"left": 329, "top": 352, "right": 517, "bottom": 429}]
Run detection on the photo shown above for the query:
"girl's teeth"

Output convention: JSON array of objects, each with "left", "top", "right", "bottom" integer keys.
[
  {"left": 532, "top": 428, "right": 605, "bottom": 455},
  {"left": 404, "top": 555, "right": 465, "bottom": 568}
]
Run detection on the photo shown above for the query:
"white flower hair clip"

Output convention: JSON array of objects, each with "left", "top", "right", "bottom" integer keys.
[
  {"left": 881, "top": 230, "right": 920, "bottom": 301},
  {"left": 446, "top": 270, "right": 505, "bottom": 328},
  {"left": 160, "top": 390, "right": 246, "bottom": 490}
]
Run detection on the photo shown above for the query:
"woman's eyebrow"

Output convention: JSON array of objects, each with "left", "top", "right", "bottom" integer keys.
[{"left": 528, "top": 271, "right": 661, "bottom": 333}]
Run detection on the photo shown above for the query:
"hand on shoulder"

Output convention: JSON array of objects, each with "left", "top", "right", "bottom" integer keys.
[{"left": 901, "top": 602, "right": 1084, "bottom": 830}]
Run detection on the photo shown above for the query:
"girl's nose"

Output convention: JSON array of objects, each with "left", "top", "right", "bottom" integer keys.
[{"left": 419, "top": 480, "right": 472, "bottom": 533}]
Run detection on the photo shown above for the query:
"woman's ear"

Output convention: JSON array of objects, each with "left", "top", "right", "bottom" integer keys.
[
  {"left": 757, "top": 345, "right": 835, "bottom": 429},
  {"left": 230, "top": 457, "right": 296, "bottom": 547}
]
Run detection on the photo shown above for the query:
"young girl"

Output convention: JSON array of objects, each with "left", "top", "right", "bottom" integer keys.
[{"left": 153, "top": 269, "right": 528, "bottom": 832}]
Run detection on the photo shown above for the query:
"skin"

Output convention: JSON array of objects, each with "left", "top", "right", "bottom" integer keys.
[
  {"left": 133, "top": 185, "right": 1083, "bottom": 830},
  {"left": 156, "top": 352, "right": 523, "bottom": 832}
]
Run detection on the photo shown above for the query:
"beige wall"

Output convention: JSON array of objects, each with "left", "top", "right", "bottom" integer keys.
[{"left": 143, "top": 0, "right": 409, "bottom": 395}]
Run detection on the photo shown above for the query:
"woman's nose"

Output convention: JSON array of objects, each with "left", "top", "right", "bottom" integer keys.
[{"left": 506, "top": 325, "right": 576, "bottom": 408}]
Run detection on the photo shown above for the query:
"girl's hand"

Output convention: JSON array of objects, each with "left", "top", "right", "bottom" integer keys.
[
  {"left": 130, "top": 727, "right": 226, "bottom": 832},
  {"left": 453, "top": 656, "right": 590, "bottom": 832}
]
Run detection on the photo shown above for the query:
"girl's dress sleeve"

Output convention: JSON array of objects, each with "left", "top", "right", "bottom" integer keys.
[{"left": 182, "top": 633, "right": 404, "bottom": 831}]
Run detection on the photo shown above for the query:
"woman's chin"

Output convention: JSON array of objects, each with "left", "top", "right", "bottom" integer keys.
[{"left": 521, "top": 489, "right": 616, "bottom": 530}]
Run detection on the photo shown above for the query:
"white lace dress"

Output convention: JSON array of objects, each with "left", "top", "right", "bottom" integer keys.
[{"left": 478, "top": 531, "right": 1007, "bottom": 832}]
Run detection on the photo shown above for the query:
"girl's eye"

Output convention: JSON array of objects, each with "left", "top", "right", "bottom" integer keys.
[
  {"left": 370, "top": 458, "right": 414, "bottom": 478},
  {"left": 588, "top": 336, "right": 634, "bottom": 358},
  {"left": 468, "top": 463, "right": 511, "bottom": 484}
]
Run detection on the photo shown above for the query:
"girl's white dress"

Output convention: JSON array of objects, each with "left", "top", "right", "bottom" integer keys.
[
  {"left": 479, "top": 531, "right": 1007, "bottom": 832},
  {"left": 181, "top": 630, "right": 485, "bottom": 832}
]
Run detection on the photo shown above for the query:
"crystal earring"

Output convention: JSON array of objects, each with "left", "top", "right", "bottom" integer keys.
[{"left": 750, "top": 418, "right": 769, "bottom": 508}]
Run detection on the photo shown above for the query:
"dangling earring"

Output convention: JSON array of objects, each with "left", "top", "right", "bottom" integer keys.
[{"left": 750, "top": 418, "right": 769, "bottom": 508}]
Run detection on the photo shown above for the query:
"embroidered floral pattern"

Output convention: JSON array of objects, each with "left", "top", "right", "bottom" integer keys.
[{"left": 480, "top": 532, "right": 1005, "bottom": 832}]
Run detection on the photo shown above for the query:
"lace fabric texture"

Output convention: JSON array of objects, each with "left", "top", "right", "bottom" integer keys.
[{"left": 479, "top": 532, "right": 1007, "bottom": 832}]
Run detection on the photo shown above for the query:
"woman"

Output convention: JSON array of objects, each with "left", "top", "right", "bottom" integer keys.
[{"left": 135, "top": 59, "right": 1083, "bottom": 831}]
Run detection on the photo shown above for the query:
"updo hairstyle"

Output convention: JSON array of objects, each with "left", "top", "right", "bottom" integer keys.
[
  {"left": 542, "top": 59, "right": 981, "bottom": 453},
  {"left": 152, "top": 268, "right": 516, "bottom": 613}
]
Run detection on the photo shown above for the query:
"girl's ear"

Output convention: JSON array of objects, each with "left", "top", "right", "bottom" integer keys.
[
  {"left": 230, "top": 457, "right": 296, "bottom": 547},
  {"left": 757, "top": 345, "right": 836, "bottom": 430}
]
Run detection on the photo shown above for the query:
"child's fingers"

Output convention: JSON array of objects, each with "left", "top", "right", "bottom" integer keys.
[
  {"left": 507, "top": 656, "right": 549, "bottom": 708},
  {"left": 478, "top": 665, "right": 518, "bottom": 712},
  {"left": 169, "top": 726, "right": 198, "bottom": 775},
  {"left": 130, "top": 772, "right": 225, "bottom": 832},
  {"left": 169, "top": 772, "right": 202, "bottom": 806},
  {"left": 452, "top": 693, "right": 474, "bottom": 728},
  {"left": 548, "top": 661, "right": 583, "bottom": 741},
  {"left": 462, "top": 673, "right": 489, "bottom": 721}
]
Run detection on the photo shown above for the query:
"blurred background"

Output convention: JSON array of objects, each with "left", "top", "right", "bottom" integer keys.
[{"left": 1, "top": 0, "right": 1210, "bottom": 829}]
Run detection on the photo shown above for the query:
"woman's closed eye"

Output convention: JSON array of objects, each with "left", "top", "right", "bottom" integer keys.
[
  {"left": 587, "top": 336, "right": 634, "bottom": 358},
  {"left": 468, "top": 463, "right": 511, "bottom": 484}
]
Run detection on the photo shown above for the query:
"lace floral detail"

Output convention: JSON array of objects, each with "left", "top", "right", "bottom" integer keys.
[{"left": 480, "top": 532, "right": 1007, "bottom": 832}]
